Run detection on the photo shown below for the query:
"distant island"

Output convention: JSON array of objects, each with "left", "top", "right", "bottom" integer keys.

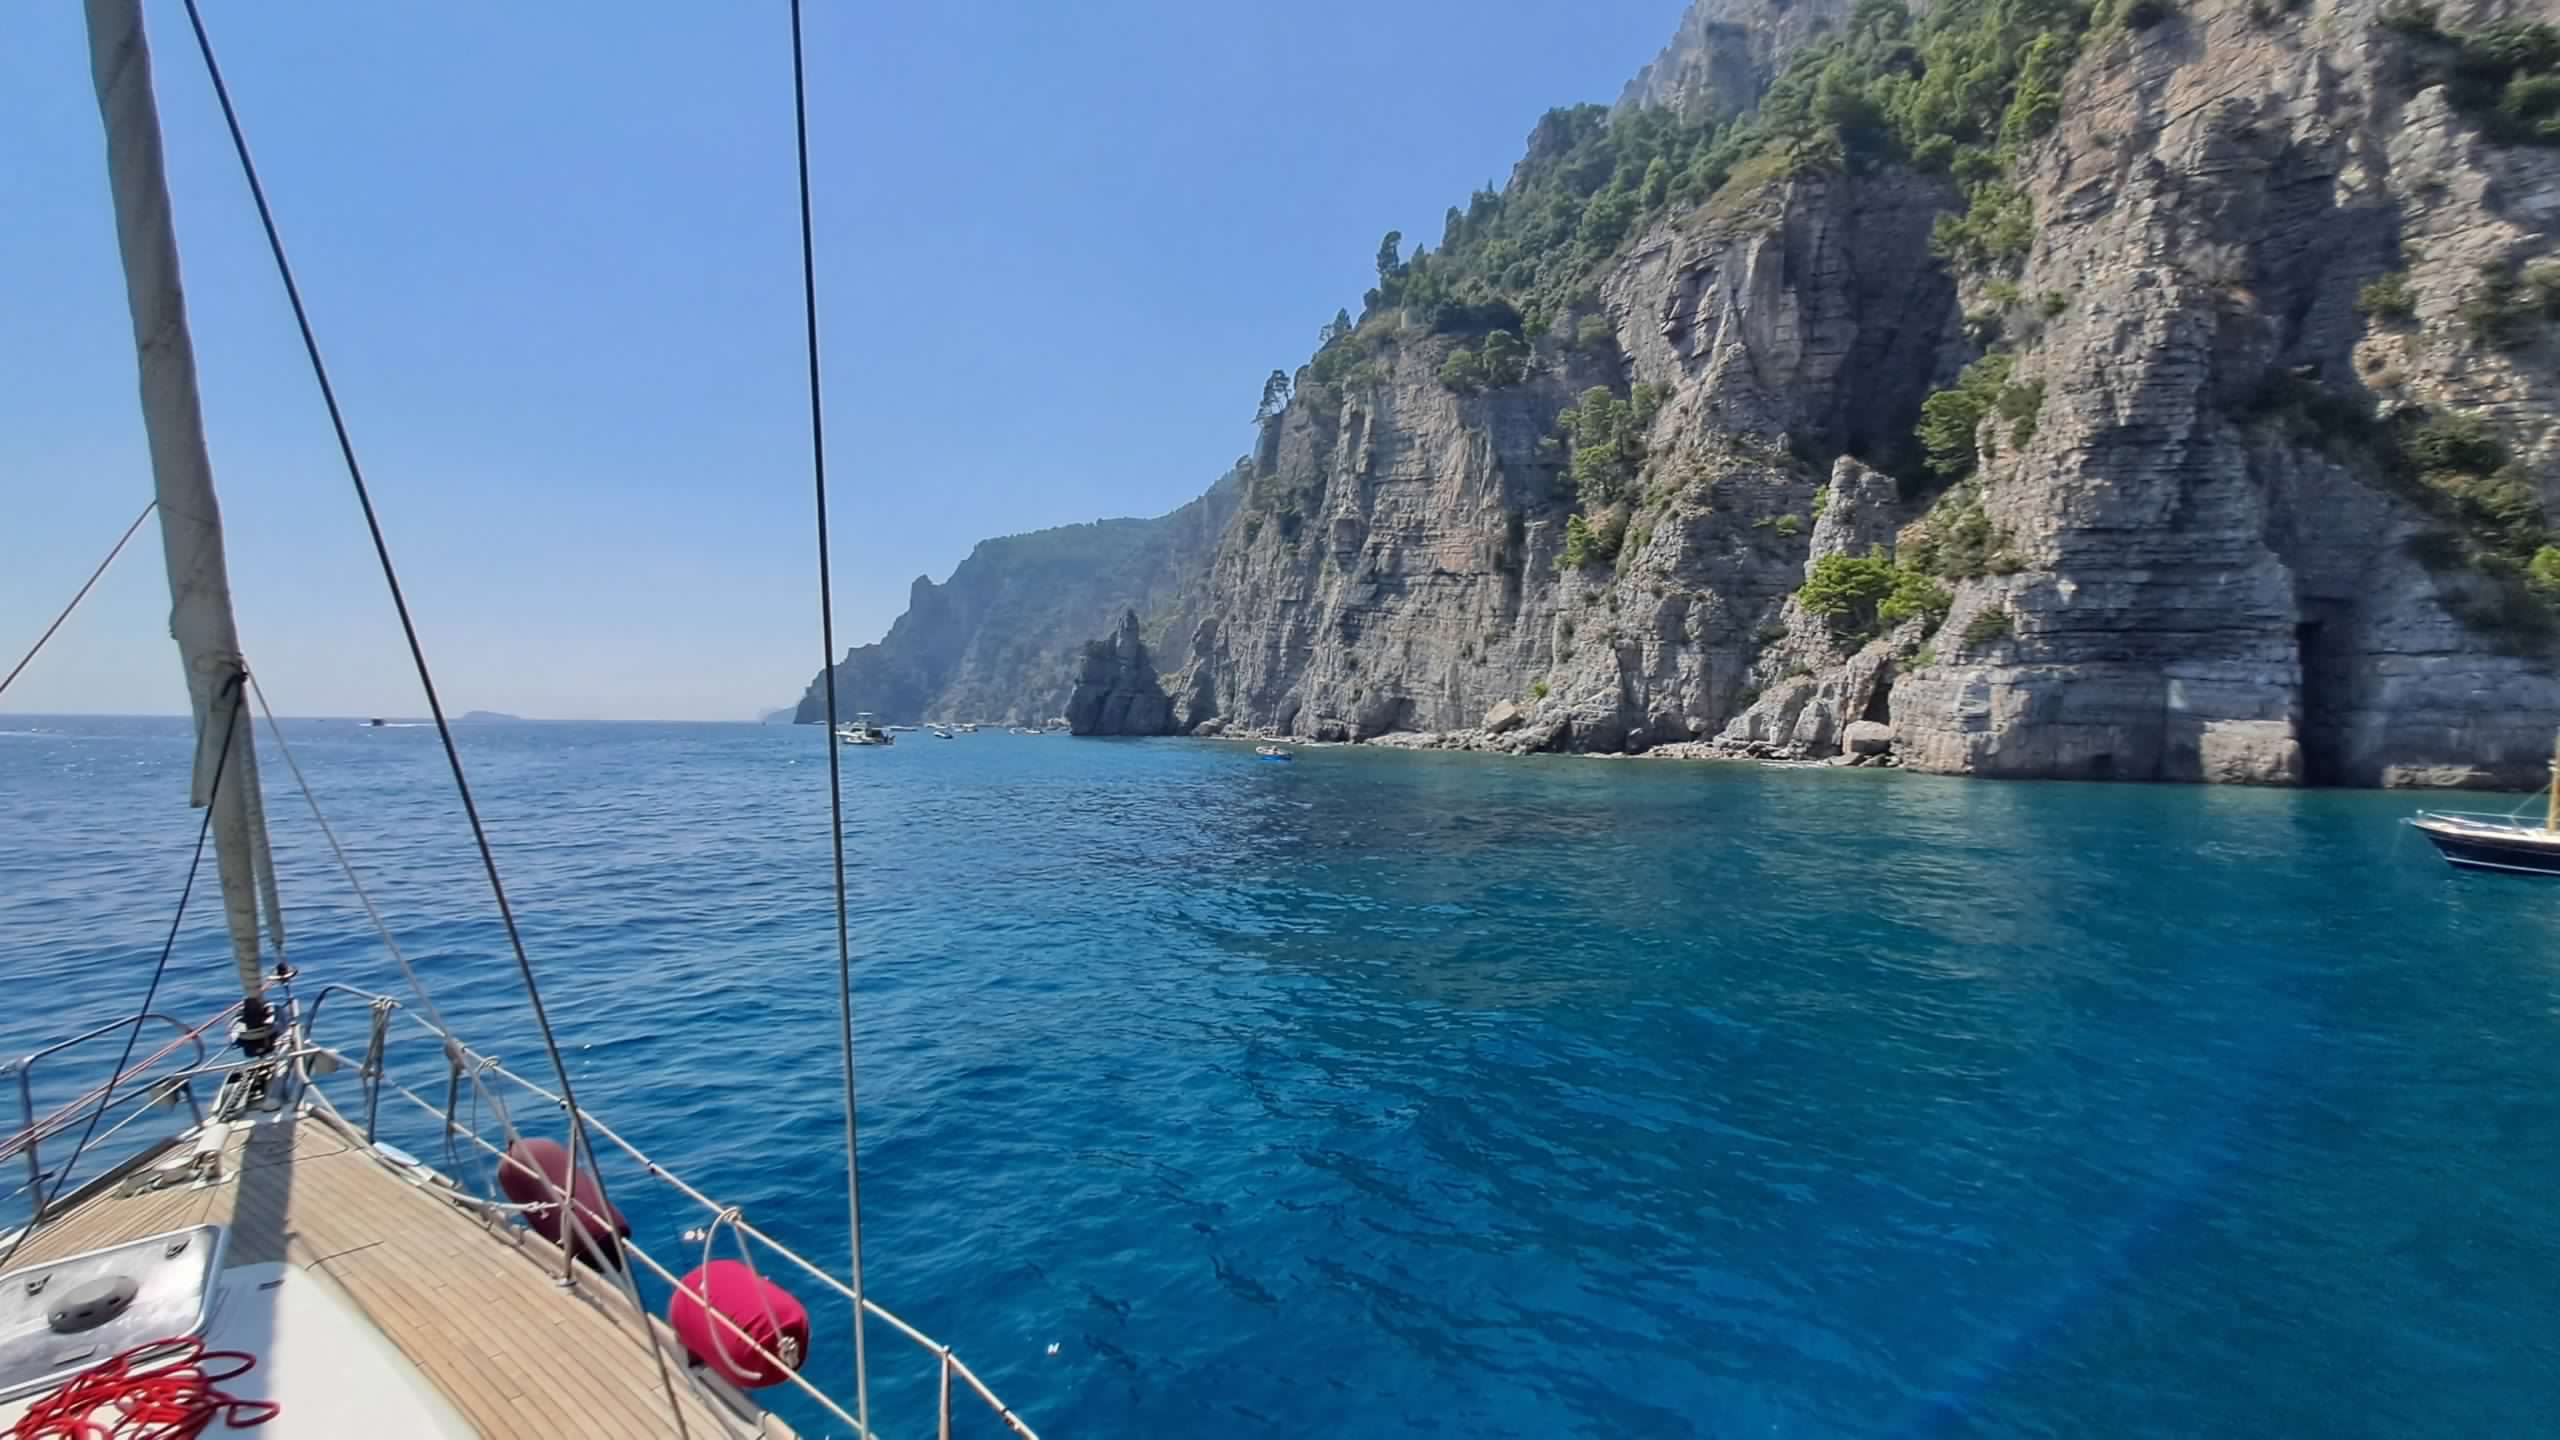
[{"left": 458, "top": 711, "right": 523, "bottom": 723}]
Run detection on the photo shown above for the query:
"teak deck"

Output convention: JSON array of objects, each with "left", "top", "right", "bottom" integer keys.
[{"left": 9, "top": 1109, "right": 788, "bottom": 1438}]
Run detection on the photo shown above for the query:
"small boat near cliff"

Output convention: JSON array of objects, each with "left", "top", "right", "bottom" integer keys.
[
  {"left": 1257, "top": 745, "right": 1293, "bottom": 762},
  {"left": 837, "top": 712, "right": 893, "bottom": 746},
  {"left": 2410, "top": 732, "right": 2560, "bottom": 875}
]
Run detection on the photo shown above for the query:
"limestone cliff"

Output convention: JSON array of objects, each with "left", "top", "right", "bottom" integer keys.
[
  {"left": 1707, "top": 458, "right": 1925, "bottom": 760},
  {"left": 1161, "top": 0, "right": 2560, "bottom": 786},
  {"left": 1166, "top": 170, "right": 1957, "bottom": 750},
  {"left": 1619, "top": 0, "right": 1859, "bottom": 122},
  {"left": 792, "top": 470, "right": 1239, "bottom": 726},
  {"left": 1882, "top": 0, "right": 2560, "bottom": 787},
  {"left": 938, "top": 0, "right": 2560, "bottom": 786}
]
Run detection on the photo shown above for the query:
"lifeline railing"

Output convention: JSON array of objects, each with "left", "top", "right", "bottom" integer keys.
[
  {"left": 2410, "top": 809, "right": 2557, "bottom": 827},
  {"left": 1, "top": 1006, "right": 229, "bottom": 1208},
  {"left": 0, "top": 992, "right": 1037, "bottom": 1440},
  {"left": 292, "top": 983, "right": 1038, "bottom": 1440}
]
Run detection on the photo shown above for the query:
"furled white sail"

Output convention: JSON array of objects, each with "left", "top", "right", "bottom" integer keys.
[{"left": 84, "top": 0, "right": 282, "bottom": 1015}]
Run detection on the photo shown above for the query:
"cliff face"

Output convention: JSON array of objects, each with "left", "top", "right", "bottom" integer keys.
[
  {"left": 845, "top": 0, "right": 2560, "bottom": 786},
  {"left": 792, "top": 470, "right": 1239, "bottom": 726},
  {"left": 1618, "top": 0, "right": 1858, "bottom": 122},
  {"left": 1170, "top": 171, "right": 1958, "bottom": 750},
  {"left": 1709, "top": 457, "right": 1926, "bottom": 760},
  {"left": 1884, "top": 0, "right": 2560, "bottom": 787},
  {"left": 1161, "top": 0, "right": 2560, "bottom": 786}
]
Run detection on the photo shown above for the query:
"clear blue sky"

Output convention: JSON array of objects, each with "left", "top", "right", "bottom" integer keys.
[{"left": 5, "top": 1, "right": 1680, "bottom": 720}]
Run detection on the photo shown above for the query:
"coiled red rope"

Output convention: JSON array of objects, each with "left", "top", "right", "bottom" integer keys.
[{"left": 8, "top": 1337, "right": 276, "bottom": 1439}]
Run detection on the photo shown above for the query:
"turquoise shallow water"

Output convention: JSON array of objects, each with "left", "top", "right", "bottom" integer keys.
[{"left": 4, "top": 715, "right": 2559, "bottom": 1437}]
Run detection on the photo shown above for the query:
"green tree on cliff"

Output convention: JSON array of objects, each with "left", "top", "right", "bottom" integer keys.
[{"left": 1255, "top": 370, "right": 1293, "bottom": 423}]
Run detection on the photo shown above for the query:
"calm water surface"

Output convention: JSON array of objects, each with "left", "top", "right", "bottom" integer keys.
[{"left": 3, "top": 716, "right": 2556, "bottom": 1437}]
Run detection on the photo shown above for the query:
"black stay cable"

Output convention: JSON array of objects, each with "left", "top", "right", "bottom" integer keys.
[
  {"left": 789, "top": 0, "right": 874, "bottom": 1431},
  {"left": 171, "top": 0, "right": 598, "bottom": 1184},
  {"left": 0, "top": 672, "right": 241, "bottom": 1275},
  {"left": 172, "top": 8, "right": 690, "bottom": 1431},
  {"left": 0, "top": 499, "right": 156, "bottom": 700}
]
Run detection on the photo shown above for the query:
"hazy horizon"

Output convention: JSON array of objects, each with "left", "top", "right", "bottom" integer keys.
[{"left": 5, "top": 2, "right": 1680, "bottom": 722}]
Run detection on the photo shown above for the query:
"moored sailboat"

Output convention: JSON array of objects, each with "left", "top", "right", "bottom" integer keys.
[{"left": 2410, "top": 732, "right": 2560, "bottom": 875}]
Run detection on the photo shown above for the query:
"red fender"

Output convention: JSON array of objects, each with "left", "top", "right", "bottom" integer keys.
[
  {"left": 670, "top": 1260, "right": 810, "bottom": 1389},
  {"left": 499, "top": 1137, "right": 630, "bottom": 1269}
]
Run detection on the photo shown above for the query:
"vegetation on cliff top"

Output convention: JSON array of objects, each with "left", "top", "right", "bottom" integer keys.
[
  {"left": 1902, "top": 485, "right": 2023, "bottom": 578},
  {"left": 2246, "top": 372, "right": 2555, "bottom": 644},
  {"left": 1558, "top": 385, "right": 1667, "bottom": 509},
  {"left": 1261, "top": 0, "right": 2103, "bottom": 647},
  {"left": 2460, "top": 259, "right": 2560, "bottom": 349},
  {"left": 1437, "top": 329, "right": 1533, "bottom": 393},
  {"left": 1961, "top": 609, "right": 2016, "bottom": 646},
  {"left": 2382, "top": 5, "right": 2560, "bottom": 145},
  {"left": 1549, "top": 384, "right": 1671, "bottom": 570},
  {"left": 1278, "top": 0, "right": 2101, "bottom": 409},
  {"left": 1800, "top": 548, "right": 1955, "bottom": 642},
  {"left": 2357, "top": 270, "right": 2417, "bottom": 323}
]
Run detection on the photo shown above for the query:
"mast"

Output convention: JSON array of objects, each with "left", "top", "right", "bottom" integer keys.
[
  {"left": 2549, "top": 730, "right": 2558, "bottom": 833},
  {"left": 85, "top": 0, "right": 284, "bottom": 1050}
]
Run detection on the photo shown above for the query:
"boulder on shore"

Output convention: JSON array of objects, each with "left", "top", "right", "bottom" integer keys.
[
  {"left": 1843, "top": 721, "right": 1895, "bottom": 756},
  {"left": 1482, "top": 700, "right": 1526, "bottom": 735}
]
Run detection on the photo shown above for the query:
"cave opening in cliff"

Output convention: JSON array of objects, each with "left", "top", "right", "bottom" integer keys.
[
  {"left": 1861, "top": 676, "right": 1893, "bottom": 725},
  {"left": 2296, "top": 617, "right": 2347, "bottom": 786}
]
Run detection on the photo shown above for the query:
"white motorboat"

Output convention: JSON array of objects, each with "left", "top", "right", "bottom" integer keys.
[{"left": 837, "top": 712, "right": 893, "bottom": 746}]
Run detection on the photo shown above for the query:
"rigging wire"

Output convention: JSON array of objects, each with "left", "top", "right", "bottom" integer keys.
[
  {"left": 0, "top": 499, "right": 155, "bottom": 700},
  {"left": 171, "top": 5, "right": 690, "bottom": 1433},
  {"left": 246, "top": 675, "right": 463, "bottom": 1061},
  {"left": 789, "top": 1, "right": 873, "bottom": 1431},
  {"left": 245, "top": 673, "right": 531, "bottom": 1151},
  {"left": 0, "top": 672, "right": 241, "bottom": 1277}
]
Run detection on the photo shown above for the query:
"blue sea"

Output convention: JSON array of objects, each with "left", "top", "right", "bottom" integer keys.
[{"left": 4, "top": 715, "right": 2558, "bottom": 1437}]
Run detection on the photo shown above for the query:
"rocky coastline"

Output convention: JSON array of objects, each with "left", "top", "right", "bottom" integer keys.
[{"left": 799, "top": 0, "right": 2560, "bottom": 791}]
